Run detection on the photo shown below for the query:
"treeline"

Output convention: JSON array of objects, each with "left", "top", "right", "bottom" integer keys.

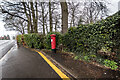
[{"left": 0, "top": 0, "right": 108, "bottom": 34}]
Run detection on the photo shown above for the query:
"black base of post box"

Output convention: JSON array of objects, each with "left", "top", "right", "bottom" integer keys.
[{"left": 52, "top": 49, "right": 56, "bottom": 53}]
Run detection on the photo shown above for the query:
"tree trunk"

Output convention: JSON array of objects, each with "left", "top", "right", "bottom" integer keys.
[
  {"left": 30, "top": 2, "right": 38, "bottom": 33},
  {"left": 49, "top": 0, "right": 52, "bottom": 32},
  {"left": 60, "top": 1, "right": 68, "bottom": 34},
  {"left": 55, "top": 22, "right": 57, "bottom": 32},
  {"left": 35, "top": 2, "right": 38, "bottom": 33},
  {"left": 28, "top": 2, "right": 33, "bottom": 33},
  {"left": 70, "top": 18, "right": 72, "bottom": 27},
  {"left": 22, "top": 2, "right": 30, "bottom": 33},
  {"left": 73, "top": 11, "right": 75, "bottom": 26},
  {"left": 55, "top": 19, "right": 58, "bottom": 31},
  {"left": 41, "top": 3, "right": 45, "bottom": 35},
  {"left": 21, "top": 23, "right": 25, "bottom": 34},
  {"left": 89, "top": 2, "right": 93, "bottom": 23}
]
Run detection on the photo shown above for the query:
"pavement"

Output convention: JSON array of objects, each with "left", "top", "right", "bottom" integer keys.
[{"left": 0, "top": 44, "right": 66, "bottom": 79}]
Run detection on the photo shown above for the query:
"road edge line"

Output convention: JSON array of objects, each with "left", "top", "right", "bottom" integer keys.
[
  {"left": 0, "top": 45, "right": 14, "bottom": 61},
  {"left": 41, "top": 51, "right": 77, "bottom": 79},
  {"left": 34, "top": 49, "right": 70, "bottom": 80}
]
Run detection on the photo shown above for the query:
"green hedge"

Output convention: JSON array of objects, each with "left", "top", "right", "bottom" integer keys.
[
  {"left": 17, "top": 32, "right": 63, "bottom": 50},
  {"left": 17, "top": 35, "right": 22, "bottom": 44},
  {"left": 44, "top": 32, "right": 63, "bottom": 49},
  {"left": 18, "top": 33, "right": 44, "bottom": 49},
  {"left": 63, "top": 11, "right": 120, "bottom": 56}
]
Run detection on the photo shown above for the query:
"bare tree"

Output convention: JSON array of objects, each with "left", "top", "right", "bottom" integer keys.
[
  {"left": 1, "top": 1, "right": 40, "bottom": 33},
  {"left": 51, "top": 2, "right": 61, "bottom": 32},
  {"left": 1, "top": 1, "right": 109, "bottom": 35},
  {"left": 49, "top": 0, "right": 53, "bottom": 32},
  {"left": 39, "top": 2, "right": 48, "bottom": 35},
  {"left": 82, "top": 1, "right": 108, "bottom": 24},
  {"left": 22, "top": 2, "right": 31, "bottom": 33},
  {"left": 3, "top": 15, "right": 26, "bottom": 34},
  {"left": 30, "top": 2, "right": 38, "bottom": 33},
  {"left": 53, "top": 12, "right": 60, "bottom": 32},
  {"left": 68, "top": 2, "right": 80, "bottom": 27},
  {"left": 1, "top": 1, "right": 28, "bottom": 34}
]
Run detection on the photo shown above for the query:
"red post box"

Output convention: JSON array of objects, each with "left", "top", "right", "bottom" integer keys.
[{"left": 50, "top": 34, "right": 56, "bottom": 53}]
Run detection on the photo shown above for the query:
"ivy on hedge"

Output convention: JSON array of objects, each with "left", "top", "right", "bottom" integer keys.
[
  {"left": 18, "top": 33, "right": 44, "bottom": 49},
  {"left": 17, "top": 35, "right": 22, "bottom": 44},
  {"left": 17, "top": 32, "right": 63, "bottom": 50},
  {"left": 63, "top": 11, "right": 120, "bottom": 56}
]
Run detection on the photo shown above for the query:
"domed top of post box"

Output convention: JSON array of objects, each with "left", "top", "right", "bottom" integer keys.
[{"left": 50, "top": 34, "right": 56, "bottom": 37}]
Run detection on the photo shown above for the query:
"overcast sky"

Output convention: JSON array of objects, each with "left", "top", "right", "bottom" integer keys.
[{"left": 0, "top": 0, "right": 120, "bottom": 37}]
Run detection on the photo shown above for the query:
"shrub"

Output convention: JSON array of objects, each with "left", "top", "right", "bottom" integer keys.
[
  {"left": 74, "top": 54, "right": 97, "bottom": 61},
  {"left": 84, "top": 56, "right": 90, "bottom": 61},
  {"left": 44, "top": 32, "right": 63, "bottom": 49},
  {"left": 63, "top": 11, "right": 120, "bottom": 57},
  {"left": 18, "top": 33, "right": 44, "bottom": 49},
  {"left": 103, "top": 59, "right": 118, "bottom": 70},
  {"left": 74, "top": 56, "right": 79, "bottom": 60},
  {"left": 17, "top": 35, "right": 22, "bottom": 44}
]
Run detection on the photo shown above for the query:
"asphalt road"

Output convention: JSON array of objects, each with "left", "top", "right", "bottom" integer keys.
[
  {"left": 0, "top": 44, "right": 61, "bottom": 79},
  {"left": 0, "top": 40, "right": 15, "bottom": 59}
]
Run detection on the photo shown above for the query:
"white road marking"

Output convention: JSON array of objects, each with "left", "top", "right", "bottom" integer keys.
[{"left": 0, "top": 46, "right": 14, "bottom": 62}]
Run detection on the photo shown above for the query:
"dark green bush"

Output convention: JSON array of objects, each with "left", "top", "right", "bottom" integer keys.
[
  {"left": 18, "top": 33, "right": 44, "bottom": 49},
  {"left": 17, "top": 35, "right": 22, "bottom": 44},
  {"left": 63, "top": 11, "right": 120, "bottom": 57},
  {"left": 103, "top": 59, "right": 118, "bottom": 70},
  {"left": 44, "top": 32, "right": 63, "bottom": 49},
  {"left": 25, "top": 33, "right": 44, "bottom": 49}
]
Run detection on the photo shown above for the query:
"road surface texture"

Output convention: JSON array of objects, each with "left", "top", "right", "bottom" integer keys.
[
  {"left": 0, "top": 40, "right": 15, "bottom": 59},
  {"left": 0, "top": 44, "right": 64, "bottom": 80},
  {"left": 0, "top": 40, "right": 15, "bottom": 80}
]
